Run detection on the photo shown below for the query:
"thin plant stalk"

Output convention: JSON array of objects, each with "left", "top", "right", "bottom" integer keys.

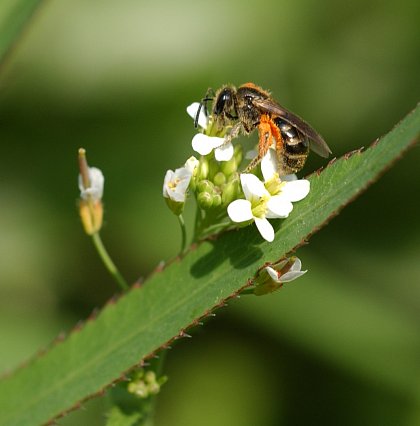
[{"left": 91, "top": 232, "right": 129, "bottom": 291}]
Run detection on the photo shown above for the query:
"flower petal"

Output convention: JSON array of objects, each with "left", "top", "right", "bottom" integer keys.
[
  {"left": 184, "top": 156, "right": 199, "bottom": 173},
  {"left": 290, "top": 257, "right": 302, "bottom": 272},
  {"left": 282, "top": 174, "right": 297, "bottom": 181},
  {"left": 280, "top": 269, "right": 307, "bottom": 283},
  {"left": 254, "top": 217, "right": 274, "bottom": 242},
  {"left": 281, "top": 180, "right": 310, "bottom": 202},
  {"left": 215, "top": 142, "right": 234, "bottom": 161},
  {"left": 186, "top": 102, "right": 208, "bottom": 129},
  {"left": 261, "top": 148, "right": 278, "bottom": 181},
  {"left": 162, "top": 169, "right": 175, "bottom": 198},
  {"left": 240, "top": 173, "right": 268, "bottom": 201},
  {"left": 266, "top": 196, "right": 293, "bottom": 218},
  {"left": 227, "top": 199, "right": 253, "bottom": 222},
  {"left": 79, "top": 167, "right": 104, "bottom": 201},
  {"left": 192, "top": 133, "right": 226, "bottom": 156},
  {"left": 265, "top": 266, "right": 280, "bottom": 282}
]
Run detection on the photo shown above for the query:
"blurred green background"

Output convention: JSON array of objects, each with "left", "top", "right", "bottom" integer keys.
[{"left": 0, "top": 0, "right": 419, "bottom": 424}]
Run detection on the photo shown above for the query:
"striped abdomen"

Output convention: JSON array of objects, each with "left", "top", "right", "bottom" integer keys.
[{"left": 274, "top": 117, "right": 309, "bottom": 175}]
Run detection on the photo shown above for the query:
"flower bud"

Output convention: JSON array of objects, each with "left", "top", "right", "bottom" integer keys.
[
  {"left": 208, "top": 158, "right": 220, "bottom": 180},
  {"left": 198, "top": 156, "right": 209, "bottom": 180},
  {"left": 213, "top": 172, "right": 226, "bottom": 187},
  {"left": 197, "top": 191, "right": 213, "bottom": 209},
  {"left": 219, "top": 156, "right": 237, "bottom": 177},
  {"left": 197, "top": 179, "right": 215, "bottom": 194},
  {"left": 78, "top": 149, "right": 104, "bottom": 234},
  {"left": 127, "top": 369, "right": 167, "bottom": 399},
  {"left": 221, "top": 175, "right": 240, "bottom": 206},
  {"left": 211, "top": 193, "right": 222, "bottom": 208}
]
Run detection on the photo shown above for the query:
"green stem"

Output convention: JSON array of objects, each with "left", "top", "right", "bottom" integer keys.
[
  {"left": 192, "top": 204, "right": 203, "bottom": 242},
  {"left": 178, "top": 214, "right": 187, "bottom": 256},
  {"left": 91, "top": 232, "right": 129, "bottom": 291}
]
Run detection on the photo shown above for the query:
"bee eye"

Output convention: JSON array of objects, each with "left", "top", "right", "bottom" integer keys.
[{"left": 214, "top": 89, "right": 232, "bottom": 115}]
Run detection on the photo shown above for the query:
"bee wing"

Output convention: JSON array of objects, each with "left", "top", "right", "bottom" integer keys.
[{"left": 252, "top": 98, "right": 332, "bottom": 157}]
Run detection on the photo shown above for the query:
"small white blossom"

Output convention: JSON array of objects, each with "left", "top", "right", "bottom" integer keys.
[
  {"left": 228, "top": 174, "right": 287, "bottom": 242},
  {"left": 265, "top": 257, "right": 307, "bottom": 283},
  {"left": 227, "top": 164, "right": 310, "bottom": 242},
  {"left": 186, "top": 102, "right": 234, "bottom": 161},
  {"left": 78, "top": 167, "right": 104, "bottom": 201},
  {"left": 254, "top": 257, "right": 307, "bottom": 295},
  {"left": 163, "top": 166, "right": 192, "bottom": 203}
]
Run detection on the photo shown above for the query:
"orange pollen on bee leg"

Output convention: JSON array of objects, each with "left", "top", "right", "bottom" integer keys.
[{"left": 258, "top": 114, "right": 281, "bottom": 158}]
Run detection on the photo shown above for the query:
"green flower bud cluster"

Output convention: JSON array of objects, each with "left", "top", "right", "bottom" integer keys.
[
  {"left": 193, "top": 145, "right": 243, "bottom": 211},
  {"left": 127, "top": 369, "right": 168, "bottom": 399}
]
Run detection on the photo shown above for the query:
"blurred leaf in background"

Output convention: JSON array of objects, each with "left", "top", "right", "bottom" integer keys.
[{"left": 0, "top": 0, "right": 419, "bottom": 425}]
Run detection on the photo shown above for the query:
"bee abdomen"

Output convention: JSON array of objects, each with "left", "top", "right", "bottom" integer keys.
[{"left": 274, "top": 118, "right": 309, "bottom": 174}]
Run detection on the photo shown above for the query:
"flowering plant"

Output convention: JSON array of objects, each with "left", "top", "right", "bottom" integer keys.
[{"left": 163, "top": 102, "right": 311, "bottom": 247}]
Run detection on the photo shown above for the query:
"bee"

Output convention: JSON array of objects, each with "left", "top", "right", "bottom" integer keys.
[{"left": 195, "top": 82, "right": 331, "bottom": 175}]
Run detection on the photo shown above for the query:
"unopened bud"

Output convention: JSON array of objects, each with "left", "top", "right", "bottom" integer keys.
[
  {"left": 78, "top": 148, "right": 104, "bottom": 234},
  {"left": 208, "top": 158, "right": 219, "bottom": 180},
  {"left": 221, "top": 175, "right": 240, "bottom": 206},
  {"left": 197, "top": 180, "right": 215, "bottom": 194},
  {"left": 213, "top": 172, "right": 226, "bottom": 187},
  {"left": 212, "top": 194, "right": 222, "bottom": 207},
  {"left": 198, "top": 157, "right": 209, "bottom": 180},
  {"left": 219, "top": 156, "right": 237, "bottom": 177},
  {"left": 197, "top": 191, "right": 213, "bottom": 209}
]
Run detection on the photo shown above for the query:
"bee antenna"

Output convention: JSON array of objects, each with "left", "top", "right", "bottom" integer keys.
[
  {"left": 194, "top": 102, "right": 204, "bottom": 128},
  {"left": 194, "top": 88, "right": 215, "bottom": 128}
]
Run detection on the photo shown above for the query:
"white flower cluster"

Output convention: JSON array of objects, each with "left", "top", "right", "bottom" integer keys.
[{"left": 163, "top": 102, "right": 311, "bottom": 243}]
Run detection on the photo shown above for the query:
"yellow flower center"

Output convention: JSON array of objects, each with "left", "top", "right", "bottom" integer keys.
[
  {"left": 251, "top": 194, "right": 270, "bottom": 218},
  {"left": 168, "top": 178, "right": 181, "bottom": 191},
  {"left": 264, "top": 173, "right": 285, "bottom": 195}
]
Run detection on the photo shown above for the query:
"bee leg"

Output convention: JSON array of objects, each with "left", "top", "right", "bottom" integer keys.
[
  {"left": 244, "top": 115, "right": 278, "bottom": 172},
  {"left": 273, "top": 125, "right": 286, "bottom": 174},
  {"left": 223, "top": 122, "right": 242, "bottom": 146}
]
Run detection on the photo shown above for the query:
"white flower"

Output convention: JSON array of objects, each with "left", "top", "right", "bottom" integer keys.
[
  {"left": 227, "top": 164, "right": 310, "bottom": 242},
  {"left": 78, "top": 167, "right": 104, "bottom": 201},
  {"left": 253, "top": 256, "right": 307, "bottom": 295},
  {"left": 162, "top": 166, "right": 192, "bottom": 203},
  {"left": 186, "top": 102, "right": 234, "bottom": 161},
  {"left": 265, "top": 257, "right": 307, "bottom": 283},
  {"left": 228, "top": 174, "right": 288, "bottom": 242}
]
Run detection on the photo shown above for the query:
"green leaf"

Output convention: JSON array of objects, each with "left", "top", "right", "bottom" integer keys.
[
  {"left": 0, "top": 0, "right": 45, "bottom": 66},
  {"left": 0, "top": 104, "right": 418, "bottom": 425}
]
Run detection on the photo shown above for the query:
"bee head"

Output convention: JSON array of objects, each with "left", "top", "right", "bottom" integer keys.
[{"left": 214, "top": 87, "right": 235, "bottom": 116}]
